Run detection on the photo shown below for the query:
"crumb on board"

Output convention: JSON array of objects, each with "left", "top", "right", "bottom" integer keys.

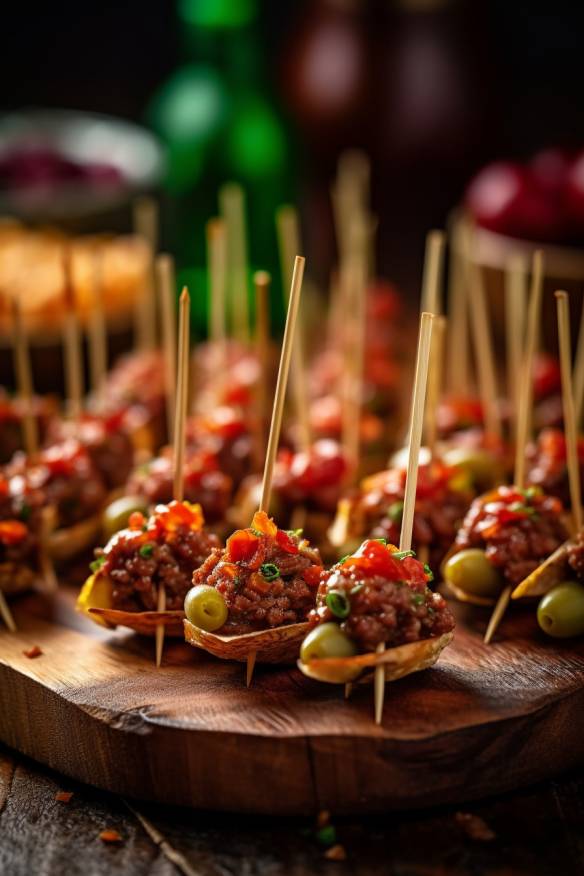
[
  {"left": 23, "top": 645, "right": 43, "bottom": 659},
  {"left": 455, "top": 811, "right": 496, "bottom": 841},
  {"left": 55, "top": 791, "right": 73, "bottom": 803},
  {"left": 99, "top": 830, "right": 123, "bottom": 844},
  {"left": 324, "top": 844, "right": 347, "bottom": 861}
]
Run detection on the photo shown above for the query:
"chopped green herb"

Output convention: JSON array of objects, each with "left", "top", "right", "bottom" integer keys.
[
  {"left": 139, "top": 543, "right": 154, "bottom": 558},
  {"left": 90, "top": 555, "right": 106, "bottom": 574},
  {"left": 338, "top": 554, "right": 350, "bottom": 565},
  {"left": 350, "top": 582, "right": 364, "bottom": 596},
  {"left": 326, "top": 590, "right": 351, "bottom": 619},
  {"left": 392, "top": 549, "right": 416, "bottom": 561},
  {"left": 373, "top": 537, "right": 387, "bottom": 545},
  {"left": 388, "top": 500, "right": 404, "bottom": 523},
  {"left": 411, "top": 593, "right": 425, "bottom": 606},
  {"left": 19, "top": 503, "right": 31, "bottom": 521},
  {"left": 424, "top": 563, "right": 434, "bottom": 582},
  {"left": 250, "top": 528, "right": 263, "bottom": 537},
  {"left": 260, "top": 563, "right": 280, "bottom": 581},
  {"left": 285, "top": 528, "right": 304, "bottom": 538},
  {"left": 316, "top": 825, "right": 337, "bottom": 846}
]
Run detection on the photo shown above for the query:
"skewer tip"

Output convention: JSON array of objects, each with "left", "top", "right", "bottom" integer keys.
[
  {"left": 254, "top": 270, "right": 271, "bottom": 287},
  {"left": 180, "top": 286, "right": 190, "bottom": 303}
]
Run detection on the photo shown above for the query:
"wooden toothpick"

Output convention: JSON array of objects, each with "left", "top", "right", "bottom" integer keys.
[
  {"left": 62, "top": 247, "right": 84, "bottom": 422},
  {"left": 420, "top": 230, "right": 446, "bottom": 316},
  {"left": 156, "top": 254, "right": 177, "bottom": 444},
  {"left": 505, "top": 255, "right": 527, "bottom": 443},
  {"left": 253, "top": 271, "right": 271, "bottom": 469},
  {"left": 156, "top": 287, "right": 190, "bottom": 669},
  {"left": 485, "top": 250, "right": 544, "bottom": 645},
  {"left": 206, "top": 218, "right": 227, "bottom": 368},
  {"left": 11, "top": 297, "right": 39, "bottom": 458},
  {"left": 219, "top": 183, "right": 249, "bottom": 344},
  {"left": 0, "top": 590, "right": 16, "bottom": 633},
  {"left": 276, "top": 205, "right": 311, "bottom": 452},
  {"left": 88, "top": 246, "right": 108, "bottom": 409},
  {"left": 446, "top": 221, "right": 470, "bottom": 396},
  {"left": 133, "top": 196, "right": 158, "bottom": 352},
  {"left": 375, "top": 312, "right": 434, "bottom": 725},
  {"left": 247, "top": 256, "right": 305, "bottom": 687},
  {"left": 573, "top": 290, "right": 584, "bottom": 429},
  {"left": 424, "top": 315, "right": 446, "bottom": 457},
  {"left": 468, "top": 260, "right": 502, "bottom": 441},
  {"left": 556, "top": 291, "right": 582, "bottom": 532}
]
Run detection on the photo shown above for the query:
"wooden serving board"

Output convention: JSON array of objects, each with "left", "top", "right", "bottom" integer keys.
[{"left": 1, "top": 586, "right": 584, "bottom": 816}]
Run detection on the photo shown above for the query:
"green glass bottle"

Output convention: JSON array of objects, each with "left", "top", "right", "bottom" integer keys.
[{"left": 148, "top": 0, "right": 294, "bottom": 330}]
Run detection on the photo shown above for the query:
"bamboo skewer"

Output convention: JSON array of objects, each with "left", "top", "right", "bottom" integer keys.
[
  {"left": 156, "top": 254, "right": 177, "bottom": 444},
  {"left": 253, "top": 271, "right": 271, "bottom": 469},
  {"left": 468, "top": 261, "right": 502, "bottom": 441},
  {"left": 446, "top": 222, "right": 470, "bottom": 396},
  {"left": 62, "top": 248, "right": 84, "bottom": 422},
  {"left": 484, "top": 250, "right": 544, "bottom": 646},
  {"left": 0, "top": 590, "right": 16, "bottom": 633},
  {"left": 133, "top": 196, "right": 158, "bottom": 352},
  {"left": 556, "top": 291, "right": 582, "bottom": 532},
  {"left": 573, "top": 291, "right": 584, "bottom": 429},
  {"left": 155, "top": 287, "right": 190, "bottom": 668},
  {"left": 219, "top": 183, "right": 249, "bottom": 344},
  {"left": 513, "top": 251, "right": 544, "bottom": 491},
  {"left": 11, "top": 297, "right": 39, "bottom": 458},
  {"left": 88, "top": 247, "right": 107, "bottom": 409},
  {"left": 505, "top": 255, "right": 527, "bottom": 443},
  {"left": 276, "top": 205, "right": 311, "bottom": 451},
  {"left": 375, "top": 312, "right": 434, "bottom": 725},
  {"left": 420, "top": 230, "right": 446, "bottom": 316},
  {"left": 248, "top": 255, "right": 305, "bottom": 686},
  {"left": 424, "top": 315, "right": 446, "bottom": 458},
  {"left": 206, "top": 218, "right": 227, "bottom": 372}
]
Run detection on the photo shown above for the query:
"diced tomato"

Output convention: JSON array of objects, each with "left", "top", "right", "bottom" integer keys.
[
  {"left": 128, "top": 511, "right": 146, "bottom": 531},
  {"left": 275, "top": 529, "right": 299, "bottom": 554},
  {"left": 0, "top": 520, "right": 28, "bottom": 544},
  {"left": 226, "top": 529, "right": 264, "bottom": 568},
  {"left": 302, "top": 565, "right": 324, "bottom": 587},
  {"left": 250, "top": 511, "right": 277, "bottom": 538}
]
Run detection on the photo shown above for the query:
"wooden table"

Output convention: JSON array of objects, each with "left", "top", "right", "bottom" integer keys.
[{"left": 1, "top": 742, "right": 583, "bottom": 876}]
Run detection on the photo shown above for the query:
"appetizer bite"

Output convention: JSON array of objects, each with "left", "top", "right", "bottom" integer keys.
[
  {"left": 78, "top": 500, "right": 220, "bottom": 635},
  {"left": 443, "top": 485, "right": 568, "bottom": 605},
  {"left": 298, "top": 539, "right": 454, "bottom": 684},
  {"left": 183, "top": 510, "right": 323, "bottom": 663}
]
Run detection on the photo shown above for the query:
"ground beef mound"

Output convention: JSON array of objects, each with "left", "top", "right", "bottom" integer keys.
[
  {"left": 127, "top": 449, "right": 232, "bottom": 523},
  {"left": 311, "top": 540, "right": 454, "bottom": 653},
  {"left": 350, "top": 463, "right": 472, "bottom": 571},
  {"left": 526, "top": 427, "right": 584, "bottom": 507},
  {"left": 192, "top": 510, "right": 323, "bottom": 635},
  {"left": 455, "top": 486, "right": 568, "bottom": 585},
  {"left": 95, "top": 502, "right": 220, "bottom": 611}
]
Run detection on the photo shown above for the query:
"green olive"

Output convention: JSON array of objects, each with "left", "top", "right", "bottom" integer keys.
[
  {"left": 442, "top": 447, "right": 504, "bottom": 491},
  {"left": 443, "top": 549, "right": 504, "bottom": 599},
  {"left": 102, "top": 495, "right": 148, "bottom": 540},
  {"left": 537, "top": 582, "right": 584, "bottom": 639},
  {"left": 184, "top": 585, "right": 228, "bottom": 631},
  {"left": 300, "top": 622, "right": 358, "bottom": 663}
]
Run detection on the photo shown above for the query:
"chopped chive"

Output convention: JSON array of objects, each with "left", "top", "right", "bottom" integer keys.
[
  {"left": 90, "top": 555, "right": 106, "bottom": 574},
  {"left": 412, "top": 593, "right": 425, "bottom": 606},
  {"left": 338, "top": 554, "right": 350, "bottom": 564},
  {"left": 392, "top": 549, "right": 416, "bottom": 561},
  {"left": 250, "top": 528, "right": 263, "bottom": 537},
  {"left": 260, "top": 562, "right": 280, "bottom": 581},
  {"left": 139, "top": 543, "right": 154, "bottom": 558},
  {"left": 285, "top": 528, "right": 303, "bottom": 538},
  {"left": 373, "top": 537, "right": 387, "bottom": 545},
  {"left": 350, "top": 582, "right": 364, "bottom": 596},
  {"left": 424, "top": 563, "right": 434, "bottom": 582},
  {"left": 326, "top": 590, "right": 350, "bottom": 619}
]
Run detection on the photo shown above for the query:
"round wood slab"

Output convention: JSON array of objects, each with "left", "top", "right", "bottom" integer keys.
[{"left": 1, "top": 588, "right": 583, "bottom": 815}]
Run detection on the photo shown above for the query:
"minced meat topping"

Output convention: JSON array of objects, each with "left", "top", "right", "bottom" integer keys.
[
  {"left": 454, "top": 485, "right": 568, "bottom": 585},
  {"left": 94, "top": 501, "right": 220, "bottom": 611},
  {"left": 311, "top": 539, "right": 454, "bottom": 653},
  {"left": 192, "top": 510, "right": 323, "bottom": 634}
]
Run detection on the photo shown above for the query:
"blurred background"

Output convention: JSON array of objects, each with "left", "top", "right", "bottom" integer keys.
[{"left": 2, "top": 0, "right": 584, "bottom": 313}]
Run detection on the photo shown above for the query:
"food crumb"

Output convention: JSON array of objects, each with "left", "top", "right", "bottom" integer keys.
[
  {"left": 55, "top": 791, "right": 73, "bottom": 803},
  {"left": 23, "top": 645, "right": 43, "bottom": 659},
  {"left": 317, "top": 810, "right": 331, "bottom": 829},
  {"left": 99, "top": 830, "right": 123, "bottom": 844},
  {"left": 324, "top": 844, "right": 347, "bottom": 861},
  {"left": 455, "top": 811, "right": 496, "bottom": 841}
]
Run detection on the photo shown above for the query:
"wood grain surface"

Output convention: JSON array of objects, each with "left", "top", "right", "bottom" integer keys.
[{"left": 1, "top": 587, "right": 583, "bottom": 815}]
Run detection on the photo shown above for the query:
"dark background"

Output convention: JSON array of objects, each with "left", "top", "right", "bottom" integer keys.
[{"left": 2, "top": 0, "right": 584, "bottom": 298}]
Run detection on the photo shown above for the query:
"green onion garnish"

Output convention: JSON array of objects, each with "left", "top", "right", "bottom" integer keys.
[
  {"left": 326, "top": 590, "right": 350, "bottom": 619},
  {"left": 285, "top": 528, "right": 303, "bottom": 538},
  {"left": 373, "top": 537, "right": 387, "bottom": 545},
  {"left": 260, "top": 563, "right": 280, "bottom": 581},
  {"left": 424, "top": 563, "right": 434, "bottom": 582},
  {"left": 139, "top": 543, "right": 154, "bottom": 558},
  {"left": 90, "top": 555, "right": 106, "bottom": 574},
  {"left": 250, "top": 528, "right": 263, "bottom": 537},
  {"left": 392, "top": 549, "right": 416, "bottom": 561}
]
